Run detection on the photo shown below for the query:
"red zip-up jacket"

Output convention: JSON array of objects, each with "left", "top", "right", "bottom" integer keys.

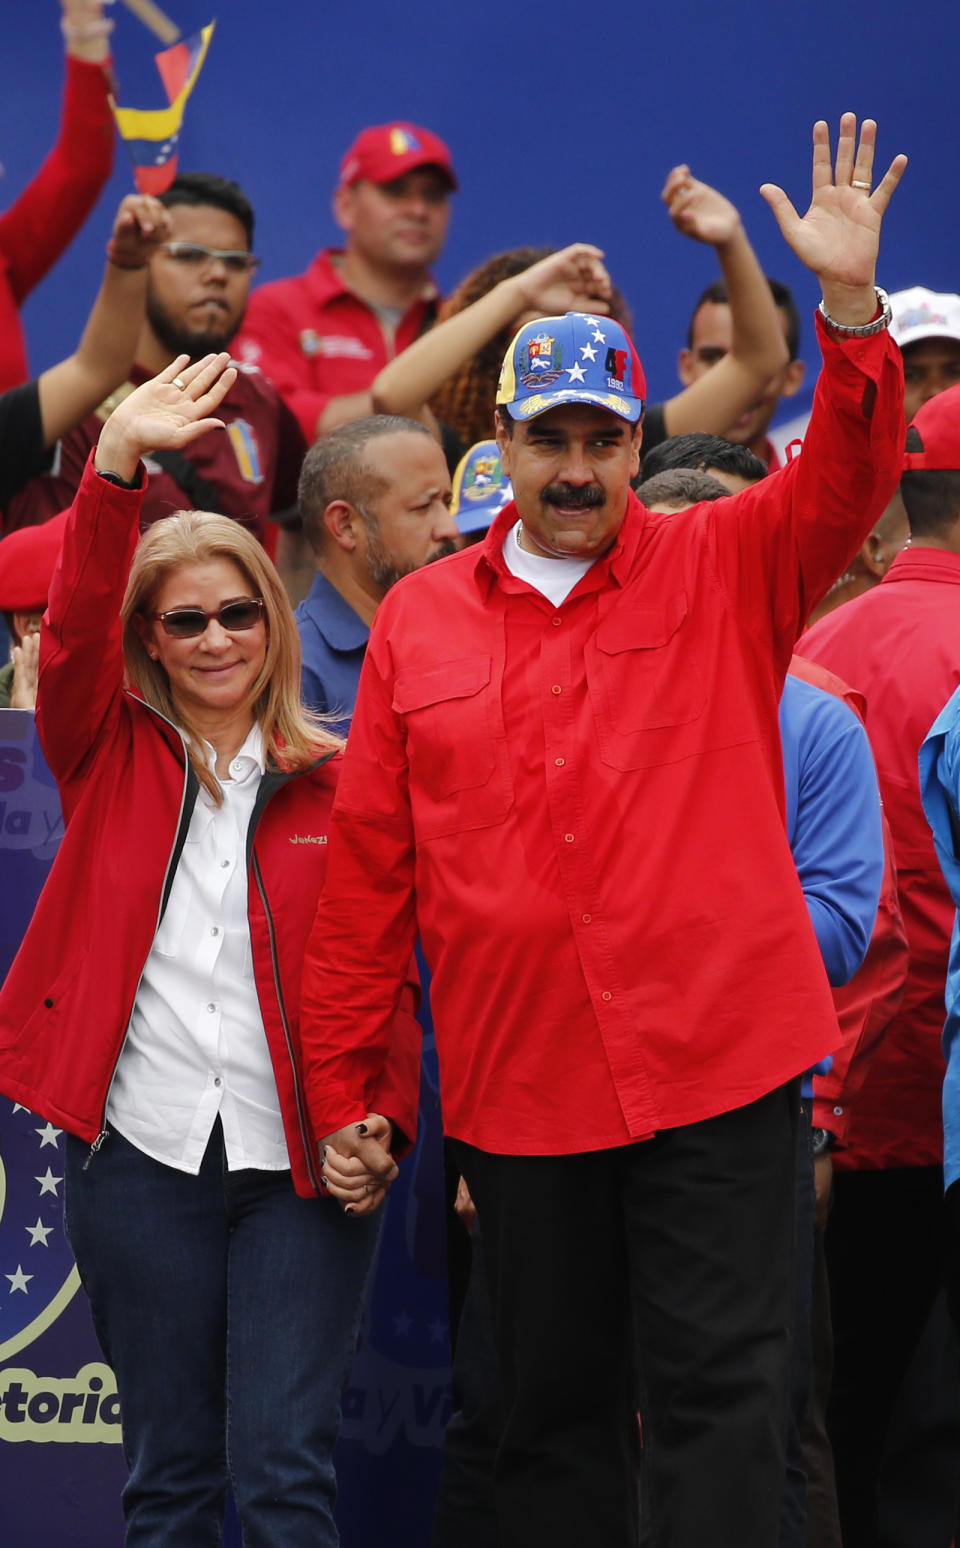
[
  {"left": 299, "top": 319, "right": 904, "bottom": 1155},
  {"left": 0, "top": 455, "right": 421, "bottom": 1195},
  {"left": 0, "top": 56, "right": 114, "bottom": 391},
  {"left": 236, "top": 249, "right": 439, "bottom": 442}
]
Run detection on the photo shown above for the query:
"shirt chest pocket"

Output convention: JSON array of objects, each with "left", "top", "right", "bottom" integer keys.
[
  {"left": 586, "top": 592, "right": 707, "bottom": 770},
  {"left": 392, "top": 656, "right": 513, "bottom": 839}
]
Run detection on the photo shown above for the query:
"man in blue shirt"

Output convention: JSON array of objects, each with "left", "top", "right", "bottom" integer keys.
[{"left": 295, "top": 414, "right": 457, "bottom": 725}]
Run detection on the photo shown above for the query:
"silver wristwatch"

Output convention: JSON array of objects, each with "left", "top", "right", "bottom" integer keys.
[{"left": 818, "top": 287, "right": 892, "bottom": 338}]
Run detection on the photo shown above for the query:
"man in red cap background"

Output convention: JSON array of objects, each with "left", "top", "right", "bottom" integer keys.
[{"left": 237, "top": 122, "right": 455, "bottom": 444}]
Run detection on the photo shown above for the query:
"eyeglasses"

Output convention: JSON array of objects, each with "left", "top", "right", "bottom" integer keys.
[
  {"left": 153, "top": 598, "right": 266, "bottom": 638},
  {"left": 158, "top": 242, "right": 261, "bottom": 275}
]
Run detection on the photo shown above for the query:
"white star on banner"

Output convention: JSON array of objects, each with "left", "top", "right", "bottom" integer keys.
[
  {"left": 35, "top": 1122, "right": 62, "bottom": 1148},
  {"left": 580, "top": 342, "right": 598, "bottom": 362},
  {"left": 26, "top": 1218, "right": 53, "bottom": 1247},
  {"left": 36, "top": 1168, "right": 63, "bottom": 1197},
  {"left": 5, "top": 1265, "right": 33, "bottom": 1294},
  {"left": 565, "top": 362, "right": 587, "bottom": 384}
]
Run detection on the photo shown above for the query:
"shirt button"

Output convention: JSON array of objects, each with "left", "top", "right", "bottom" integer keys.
[
  {"left": 833, "top": 1105, "right": 844, "bottom": 1116},
  {"left": 551, "top": 616, "right": 562, "bottom": 627},
  {"left": 214, "top": 1076, "right": 222, "bottom": 1087},
  {"left": 564, "top": 833, "right": 575, "bottom": 843},
  {"left": 551, "top": 684, "right": 562, "bottom": 695},
  {"left": 601, "top": 990, "right": 612, "bottom": 1002},
  {"left": 582, "top": 913, "right": 592, "bottom": 924},
  {"left": 206, "top": 1002, "right": 217, "bottom": 1013},
  {"left": 211, "top": 926, "right": 220, "bottom": 937},
  {"left": 555, "top": 757, "right": 565, "bottom": 767},
  {"left": 220, "top": 859, "right": 230, "bottom": 869}
]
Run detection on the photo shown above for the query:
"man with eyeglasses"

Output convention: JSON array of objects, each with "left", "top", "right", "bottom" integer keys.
[
  {"left": 3, "top": 173, "right": 305, "bottom": 558},
  {"left": 237, "top": 123, "right": 455, "bottom": 444}
]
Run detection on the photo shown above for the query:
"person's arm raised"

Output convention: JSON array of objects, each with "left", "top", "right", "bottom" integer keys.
[
  {"left": 662, "top": 167, "right": 790, "bottom": 437},
  {"left": 36, "top": 195, "right": 171, "bottom": 449},
  {"left": 760, "top": 115, "right": 907, "bottom": 324},
  {"left": 370, "top": 243, "right": 612, "bottom": 433},
  {"left": 94, "top": 353, "right": 238, "bottom": 483}
]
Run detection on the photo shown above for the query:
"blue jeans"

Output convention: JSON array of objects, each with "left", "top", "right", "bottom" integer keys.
[{"left": 64, "top": 1121, "right": 381, "bottom": 1548}]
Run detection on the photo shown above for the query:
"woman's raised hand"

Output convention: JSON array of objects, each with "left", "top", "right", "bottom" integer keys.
[{"left": 94, "top": 353, "right": 238, "bottom": 483}]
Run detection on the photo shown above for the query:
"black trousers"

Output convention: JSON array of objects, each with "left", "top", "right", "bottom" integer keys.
[
  {"left": 450, "top": 1081, "right": 799, "bottom": 1548},
  {"left": 825, "top": 1164, "right": 958, "bottom": 1548}
]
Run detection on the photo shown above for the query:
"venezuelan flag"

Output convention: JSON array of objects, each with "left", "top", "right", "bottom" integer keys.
[{"left": 112, "top": 22, "right": 216, "bottom": 195}]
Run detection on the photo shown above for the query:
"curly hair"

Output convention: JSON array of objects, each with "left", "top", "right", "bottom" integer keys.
[{"left": 429, "top": 248, "right": 634, "bottom": 449}]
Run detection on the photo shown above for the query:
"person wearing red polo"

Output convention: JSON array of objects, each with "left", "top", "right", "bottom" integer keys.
[
  {"left": 236, "top": 123, "right": 455, "bottom": 443},
  {"left": 300, "top": 118, "right": 907, "bottom": 1548}
]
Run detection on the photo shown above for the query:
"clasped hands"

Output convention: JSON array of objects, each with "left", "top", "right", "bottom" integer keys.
[{"left": 319, "top": 1114, "right": 398, "bottom": 1217}]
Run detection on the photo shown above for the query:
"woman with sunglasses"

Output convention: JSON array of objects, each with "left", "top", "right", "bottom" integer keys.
[{"left": 0, "top": 353, "right": 417, "bottom": 1547}]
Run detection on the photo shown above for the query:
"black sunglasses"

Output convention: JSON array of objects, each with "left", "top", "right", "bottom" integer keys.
[{"left": 153, "top": 598, "right": 266, "bottom": 639}]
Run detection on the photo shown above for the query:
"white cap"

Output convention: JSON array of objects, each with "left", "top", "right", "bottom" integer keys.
[{"left": 890, "top": 286, "right": 960, "bottom": 351}]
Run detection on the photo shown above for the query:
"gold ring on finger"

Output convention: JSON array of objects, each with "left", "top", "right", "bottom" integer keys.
[{"left": 852, "top": 180, "right": 871, "bottom": 190}]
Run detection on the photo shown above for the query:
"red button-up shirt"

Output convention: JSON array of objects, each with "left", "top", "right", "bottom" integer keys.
[
  {"left": 800, "top": 546, "right": 960, "bottom": 1168},
  {"left": 300, "top": 320, "right": 904, "bottom": 1155}
]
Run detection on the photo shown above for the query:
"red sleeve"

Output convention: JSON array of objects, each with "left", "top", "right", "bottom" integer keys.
[
  {"left": 37, "top": 450, "right": 143, "bottom": 796},
  {"left": 703, "top": 317, "right": 905, "bottom": 673},
  {"left": 0, "top": 56, "right": 114, "bottom": 308},
  {"left": 368, "top": 970, "right": 423, "bottom": 1156},
  {"left": 299, "top": 616, "right": 420, "bottom": 1141},
  {"left": 813, "top": 816, "right": 909, "bottom": 1143},
  {"left": 239, "top": 288, "right": 333, "bottom": 443}
]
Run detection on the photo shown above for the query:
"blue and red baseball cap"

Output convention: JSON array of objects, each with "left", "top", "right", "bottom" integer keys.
[
  {"left": 496, "top": 312, "right": 646, "bottom": 424},
  {"left": 339, "top": 123, "right": 458, "bottom": 191},
  {"left": 450, "top": 441, "right": 513, "bottom": 534}
]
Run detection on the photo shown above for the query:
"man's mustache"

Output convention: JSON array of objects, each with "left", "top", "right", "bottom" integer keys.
[{"left": 542, "top": 482, "right": 605, "bottom": 508}]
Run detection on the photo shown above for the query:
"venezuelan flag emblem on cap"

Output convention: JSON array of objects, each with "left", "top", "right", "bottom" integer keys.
[{"left": 497, "top": 312, "right": 646, "bottom": 424}]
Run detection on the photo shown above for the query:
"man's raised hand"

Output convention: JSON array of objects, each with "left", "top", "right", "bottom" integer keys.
[{"left": 760, "top": 115, "right": 907, "bottom": 323}]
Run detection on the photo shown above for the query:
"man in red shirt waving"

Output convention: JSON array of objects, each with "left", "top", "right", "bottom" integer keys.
[{"left": 301, "top": 118, "right": 907, "bottom": 1548}]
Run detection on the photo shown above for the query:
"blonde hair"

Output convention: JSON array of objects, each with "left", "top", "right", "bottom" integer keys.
[{"left": 121, "top": 510, "right": 340, "bottom": 804}]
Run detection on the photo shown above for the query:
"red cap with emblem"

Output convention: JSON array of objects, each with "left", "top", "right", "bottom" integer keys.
[{"left": 338, "top": 123, "right": 457, "bottom": 191}]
